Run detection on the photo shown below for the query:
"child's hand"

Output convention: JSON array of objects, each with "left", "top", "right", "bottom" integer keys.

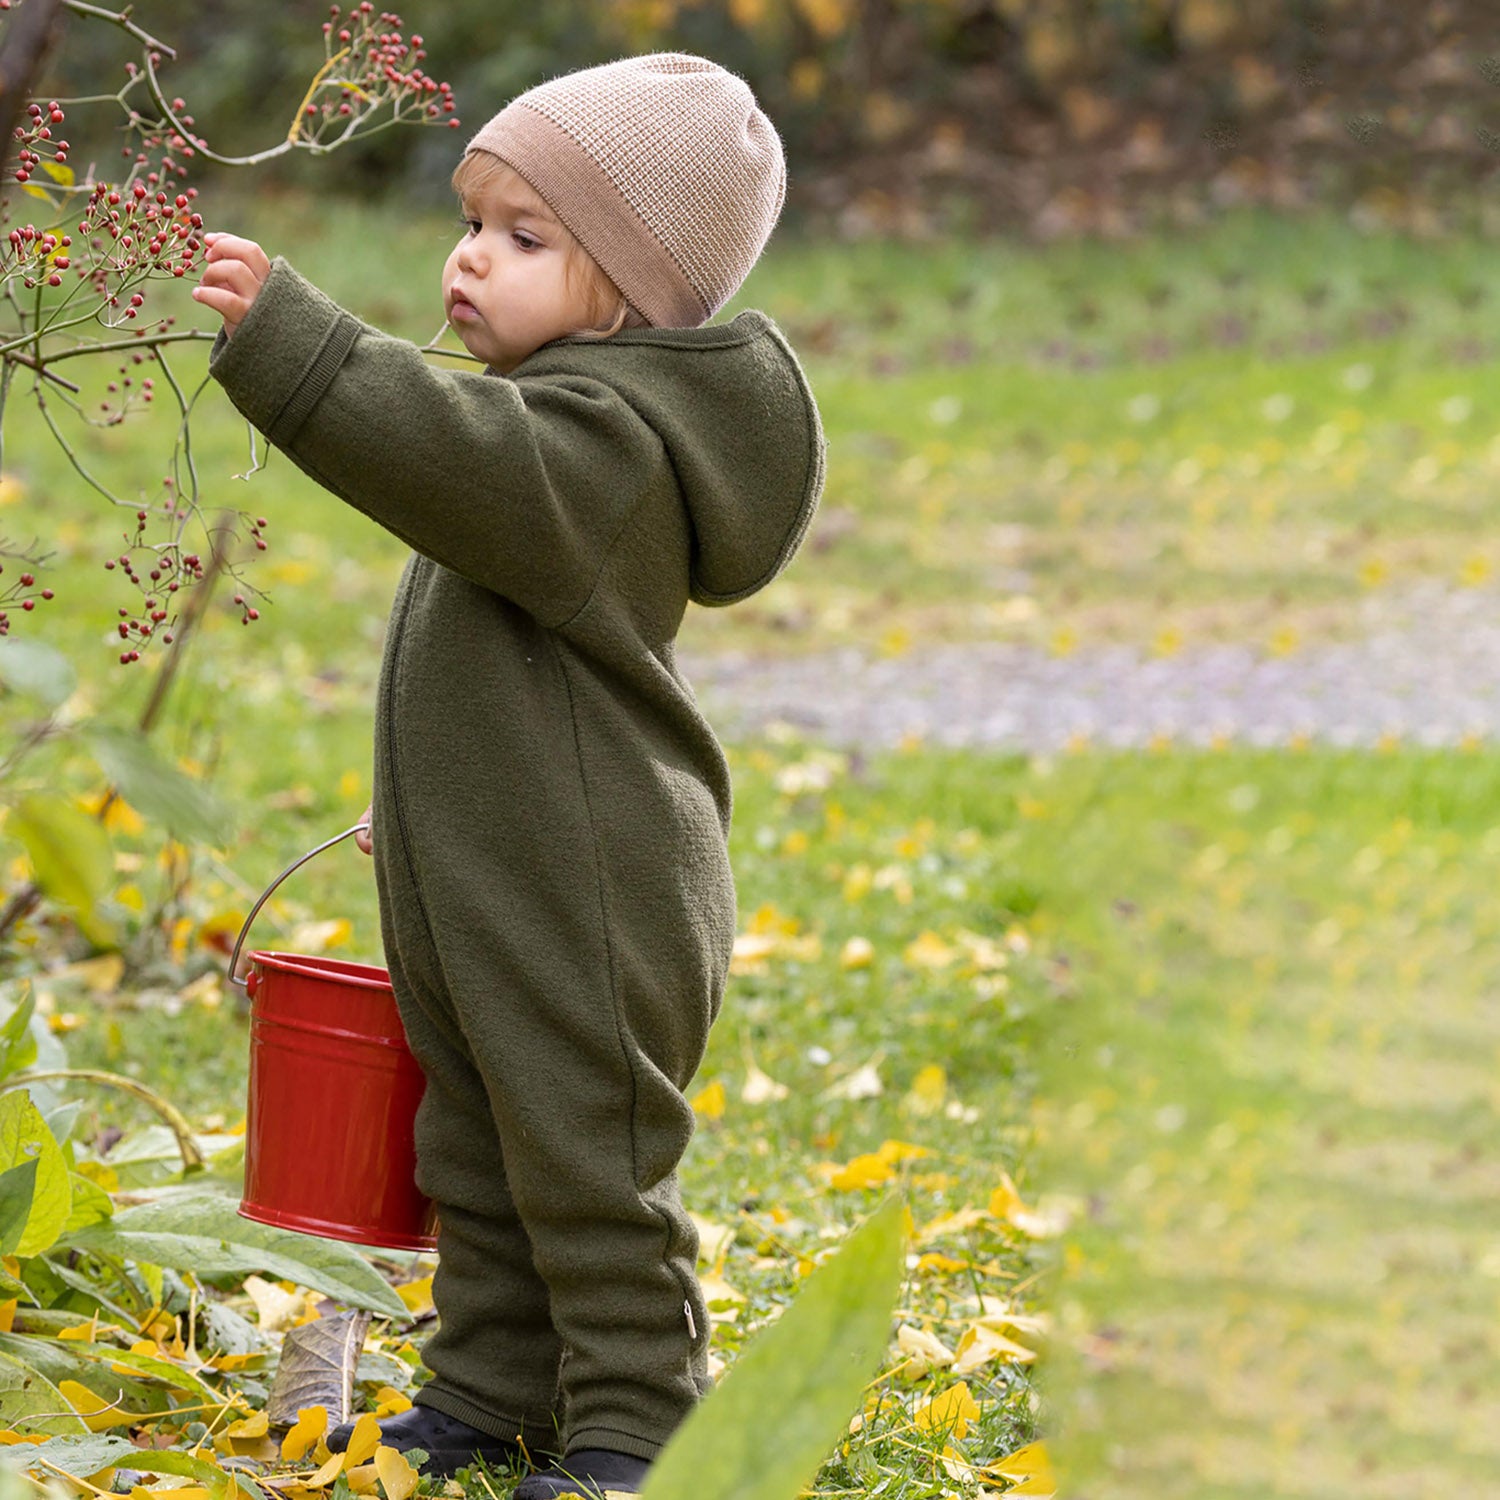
[
  {"left": 192, "top": 233, "right": 271, "bottom": 337},
  {"left": 356, "top": 804, "right": 373, "bottom": 856}
]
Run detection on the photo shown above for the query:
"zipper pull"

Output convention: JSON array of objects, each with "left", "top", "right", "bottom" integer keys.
[{"left": 684, "top": 1299, "right": 697, "bottom": 1340}]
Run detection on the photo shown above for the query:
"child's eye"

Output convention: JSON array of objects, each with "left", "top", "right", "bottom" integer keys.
[
  {"left": 513, "top": 232, "right": 539, "bottom": 251},
  {"left": 458, "top": 216, "right": 480, "bottom": 236}
]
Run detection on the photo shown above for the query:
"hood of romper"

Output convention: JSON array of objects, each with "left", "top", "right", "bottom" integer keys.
[{"left": 524, "top": 309, "right": 827, "bottom": 608}]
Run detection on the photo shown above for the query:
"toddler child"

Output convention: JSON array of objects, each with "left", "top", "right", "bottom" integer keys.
[{"left": 195, "top": 51, "right": 825, "bottom": 1500}]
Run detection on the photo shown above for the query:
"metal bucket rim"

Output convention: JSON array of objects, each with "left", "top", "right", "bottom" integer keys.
[{"left": 248, "top": 950, "right": 394, "bottom": 992}]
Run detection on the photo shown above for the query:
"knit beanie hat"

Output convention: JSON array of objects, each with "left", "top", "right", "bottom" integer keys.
[{"left": 461, "top": 53, "right": 786, "bottom": 328}]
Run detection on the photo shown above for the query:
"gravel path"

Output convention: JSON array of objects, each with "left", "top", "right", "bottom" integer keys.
[{"left": 683, "top": 583, "right": 1499, "bottom": 751}]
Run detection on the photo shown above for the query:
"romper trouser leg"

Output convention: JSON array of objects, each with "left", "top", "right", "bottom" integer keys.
[
  {"left": 375, "top": 833, "right": 715, "bottom": 1460},
  {"left": 374, "top": 832, "right": 566, "bottom": 1456}
]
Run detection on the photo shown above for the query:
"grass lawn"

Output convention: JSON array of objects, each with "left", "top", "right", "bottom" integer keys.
[{"left": 2, "top": 200, "right": 1498, "bottom": 1494}]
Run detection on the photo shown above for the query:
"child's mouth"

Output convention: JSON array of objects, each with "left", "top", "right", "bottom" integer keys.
[{"left": 450, "top": 292, "right": 479, "bottom": 322}]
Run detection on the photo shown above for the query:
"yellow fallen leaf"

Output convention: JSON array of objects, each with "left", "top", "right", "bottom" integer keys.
[
  {"left": 0, "top": 1300, "right": 14, "bottom": 1335},
  {"left": 0, "top": 1431, "right": 48, "bottom": 1445},
  {"left": 79, "top": 794, "right": 144, "bottom": 837},
  {"left": 915, "top": 1251, "right": 969, "bottom": 1276},
  {"left": 245, "top": 1274, "right": 309, "bottom": 1332},
  {"left": 875, "top": 1139, "right": 931, "bottom": 1166},
  {"left": 343, "top": 1465, "right": 380, "bottom": 1496},
  {"left": 374, "top": 1386, "right": 412, "bottom": 1417},
  {"left": 290, "top": 918, "right": 352, "bottom": 953},
  {"left": 130, "top": 1489, "right": 209, "bottom": 1500},
  {"left": 982, "top": 1439, "right": 1057, "bottom": 1496},
  {"left": 375, "top": 1444, "right": 420, "bottom": 1500},
  {"left": 59, "top": 1379, "right": 124, "bottom": 1432},
  {"left": 741, "top": 1061, "right": 788, "bottom": 1104},
  {"left": 302, "top": 1450, "right": 346, "bottom": 1489},
  {"left": 904, "top": 930, "right": 956, "bottom": 968},
  {"left": 914, "top": 1207, "right": 988, "bottom": 1246},
  {"left": 953, "top": 1321, "right": 1036, "bottom": 1373},
  {"left": 895, "top": 1323, "right": 955, "bottom": 1377},
  {"left": 396, "top": 1275, "right": 434, "bottom": 1316},
  {"left": 226, "top": 1411, "right": 269, "bottom": 1438},
  {"left": 828, "top": 1153, "right": 893, "bottom": 1192},
  {"left": 55, "top": 954, "right": 126, "bottom": 994},
  {"left": 207, "top": 1352, "right": 258, "bottom": 1371},
  {"left": 902, "top": 1064, "right": 946, "bottom": 1116},
  {"left": 344, "top": 1413, "right": 381, "bottom": 1467},
  {"left": 912, "top": 1380, "right": 981, "bottom": 1440},
  {"left": 699, "top": 1271, "right": 746, "bottom": 1317},
  {"left": 281, "top": 1406, "right": 328, "bottom": 1461},
  {"left": 688, "top": 1214, "right": 735, "bottom": 1271},
  {"left": 691, "top": 1080, "right": 727, "bottom": 1121}
]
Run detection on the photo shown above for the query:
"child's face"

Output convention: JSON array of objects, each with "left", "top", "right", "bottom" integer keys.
[{"left": 442, "top": 166, "right": 599, "bottom": 373}]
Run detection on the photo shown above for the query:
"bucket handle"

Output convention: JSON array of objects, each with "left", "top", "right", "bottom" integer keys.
[{"left": 226, "top": 823, "right": 369, "bottom": 995}]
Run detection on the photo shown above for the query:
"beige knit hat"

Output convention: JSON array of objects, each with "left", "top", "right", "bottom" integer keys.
[{"left": 462, "top": 53, "right": 786, "bottom": 328}]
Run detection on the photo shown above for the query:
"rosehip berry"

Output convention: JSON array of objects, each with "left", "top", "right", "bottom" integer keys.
[
  {"left": 21, "top": 600, "right": 33, "bottom": 611},
  {"left": 18, "top": 574, "right": 32, "bottom": 586},
  {"left": 40, "top": 590, "right": 53, "bottom": 600}
]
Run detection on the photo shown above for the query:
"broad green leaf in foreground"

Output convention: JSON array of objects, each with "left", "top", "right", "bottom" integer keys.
[
  {"left": 1, "top": 1432, "right": 257, "bottom": 1499},
  {"left": 0, "top": 1092, "right": 71, "bottom": 1257},
  {"left": 641, "top": 1196, "right": 906, "bottom": 1500},
  {"left": 0, "top": 1349, "right": 88, "bottom": 1437},
  {"left": 64, "top": 1194, "right": 407, "bottom": 1318},
  {"left": 0, "top": 1334, "right": 158, "bottom": 1413},
  {"left": 6, "top": 796, "right": 115, "bottom": 947}
]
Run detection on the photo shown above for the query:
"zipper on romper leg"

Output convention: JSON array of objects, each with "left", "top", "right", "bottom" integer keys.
[{"left": 684, "top": 1300, "right": 696, "bottom": 1340}]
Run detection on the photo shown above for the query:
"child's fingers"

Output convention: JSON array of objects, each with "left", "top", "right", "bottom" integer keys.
[
  {"left": 197, "top": 257, "right": 260, "bottom": 297},
  {"left": 190, "top": 283, "right": 252, "bottom": 329},
  {"left": 203, "top": 233, "right": 271, "bottom": 281}
]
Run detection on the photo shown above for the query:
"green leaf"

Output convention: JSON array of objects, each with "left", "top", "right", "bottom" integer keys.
[
  {"left": 6, "top": 796, "right": 116, "bottom": 948},
  {"left": 0, "top": 639, "right": 76, "bottom": 708},
  {"left": 2, "top": 1432, "right": 255, "bottom": 1498},
  {"left": 82, "top": 726, "right": 233, "bottom": 845},
  {"left": 641, "top": 1197, "right": 906, "bottom": 1500},
  {"left": 0, "top": 991, "right": 38, "bottom": 1086},
  {"left": 64, "top": 1193, "right": 406, "bottom": 1318},
  {"left": 0, "top": 1092, "right": 71, "bottom": 1258},
  {"left": 0, "top": 1334, "right": 158, "bottom": 1412},
  {"left": 0, "top": 1348, "right": 88, "bottom": 1436},
  {"left": 61, "top": 1172, "right": 113, "bottom": 1234},
  {"left": 0, "top": 1160, "right": 39, "bottom": 1257},
  {"left": 50, "top": 1341, "right": 225, "bottom": 1407}
]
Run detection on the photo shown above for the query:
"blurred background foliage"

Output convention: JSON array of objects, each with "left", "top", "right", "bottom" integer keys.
[{"left": 34, "top": 0, "right": 1500, "bottom": 240}]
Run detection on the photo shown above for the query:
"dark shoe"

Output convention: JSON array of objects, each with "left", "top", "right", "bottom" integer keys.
[
  {"left": 514, "top": 1448, "right": 651, "bottom": 1499},
  {"left": 326, "top": 1402, "right": 521, "bottom": 1477}
]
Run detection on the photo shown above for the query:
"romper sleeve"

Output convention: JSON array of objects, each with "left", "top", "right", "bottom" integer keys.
[{"left": 206, "top": 255, "right": 665, "bottom": 629}]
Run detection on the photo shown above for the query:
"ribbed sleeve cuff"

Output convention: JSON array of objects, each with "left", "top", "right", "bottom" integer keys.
[{"left": 207, "top": 255, "right": 361, "bottom": 447}]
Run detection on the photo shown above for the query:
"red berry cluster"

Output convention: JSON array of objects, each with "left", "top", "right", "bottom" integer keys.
[
  {"left": 314, "top": 5, "right": 459, "bottom": 133},
  {"left": 102, "top": 507, "right": 271, "bottom": 663},
  {"left": 0, "top": 561, "right": 56, "bottom": 638},
  {"left": 102, "top": 506, "right": 208, "bottom": 662},
  {"left": 11, "top": 99, "right": 70, "bottom": 186}
]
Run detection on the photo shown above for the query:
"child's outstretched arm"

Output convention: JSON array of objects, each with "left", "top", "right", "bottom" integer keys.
[{"left": 196, "top": 239, "right": 673, "bottom": 630}]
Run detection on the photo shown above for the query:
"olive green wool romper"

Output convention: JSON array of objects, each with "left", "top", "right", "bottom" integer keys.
[{"left": 209, "top": 259, "right": 826, "bottom": 1461}]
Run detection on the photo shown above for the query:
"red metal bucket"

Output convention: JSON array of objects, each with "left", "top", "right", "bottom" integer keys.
[{"left": 228, "top": 826, "right": 438, "bottom": 1252}]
